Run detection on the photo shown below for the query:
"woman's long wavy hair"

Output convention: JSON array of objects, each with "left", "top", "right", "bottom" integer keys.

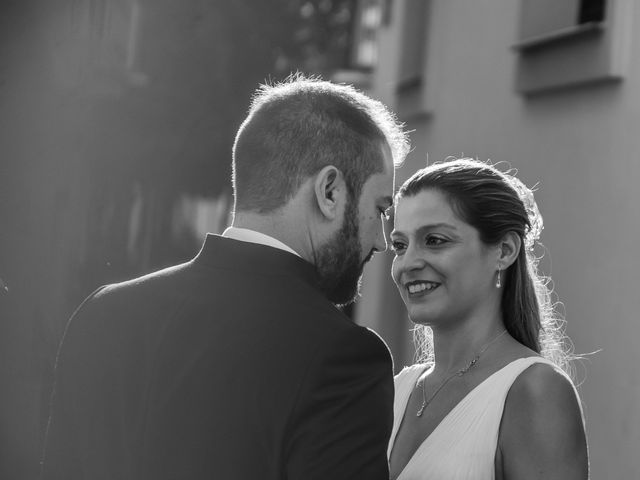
[{"left": 398, "top": 158, "right": 573, "bottom": 376}]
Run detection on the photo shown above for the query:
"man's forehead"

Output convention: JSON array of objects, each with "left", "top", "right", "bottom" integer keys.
[
  {"left": 359, "top": 172, "right": 391, "bottom": 208},
  {"left": 363, "top": 152, "right": 394, "bottom": 198}
]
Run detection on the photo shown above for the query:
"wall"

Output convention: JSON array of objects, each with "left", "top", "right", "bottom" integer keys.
[{"left": 356, "top": 0, "right": 640, "bottom": 477}]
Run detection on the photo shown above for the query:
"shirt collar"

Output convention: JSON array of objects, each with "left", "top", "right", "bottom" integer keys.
[{"left": 222, "top": 227, "right": 302, "bottom": 258}]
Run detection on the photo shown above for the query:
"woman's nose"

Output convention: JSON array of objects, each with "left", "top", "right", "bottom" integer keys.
[{"left": 401, "top": 244, "right": 427, "bottom": 271}]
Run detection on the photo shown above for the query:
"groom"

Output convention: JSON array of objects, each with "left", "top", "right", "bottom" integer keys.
[{"left": 41, "top": 76, "right": 408, "bottom": 480}]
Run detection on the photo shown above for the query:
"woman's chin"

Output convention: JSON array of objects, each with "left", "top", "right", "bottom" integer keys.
[
  {"left": 407, "top": 313, "right": 434, "bottom": 327},
  {"left": 408, "top": 307, "right": 437, "bottom": 327}
]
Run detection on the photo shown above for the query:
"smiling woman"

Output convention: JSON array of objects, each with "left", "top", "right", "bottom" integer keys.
[
  {"left": 391, "top": 190, "right": 499, "bottom": 330},
  {"left": 387, "top": 158, "right": 589, "bottom": 480}
]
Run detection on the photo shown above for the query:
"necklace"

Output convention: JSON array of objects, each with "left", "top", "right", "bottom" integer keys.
[{"left": 416, "top": 329, "right": 507, "bottom": 417}]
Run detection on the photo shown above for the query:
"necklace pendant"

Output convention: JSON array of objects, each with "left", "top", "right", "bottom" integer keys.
[{"left": 416, "top": 402, "right": 426, "bottom": 417}]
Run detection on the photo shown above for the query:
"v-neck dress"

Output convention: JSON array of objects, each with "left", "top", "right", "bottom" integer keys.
[{"left": 388, "top": 357, "right": 558, "bottom": 480}]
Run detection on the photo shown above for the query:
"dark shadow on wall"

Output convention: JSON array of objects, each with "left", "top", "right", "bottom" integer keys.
[{"left": 0, "top": 1, "right": 359, "bottom": 477}]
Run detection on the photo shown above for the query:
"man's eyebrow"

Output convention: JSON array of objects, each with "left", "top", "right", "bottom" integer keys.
[{"left": 382, "top": 196, "right": 393, "bottom": 208}]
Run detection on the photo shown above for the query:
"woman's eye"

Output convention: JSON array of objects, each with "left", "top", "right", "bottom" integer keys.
[
  {"left": 390, "top": 241, "right": 406, "bottom": 253},
  {"left": 426, "top": 236, "right": 447, "bottom": 246}
]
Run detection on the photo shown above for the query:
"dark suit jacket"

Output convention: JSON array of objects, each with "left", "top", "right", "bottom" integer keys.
[{"left": 41, "top": 235, "right": 394, "bottom": 480}]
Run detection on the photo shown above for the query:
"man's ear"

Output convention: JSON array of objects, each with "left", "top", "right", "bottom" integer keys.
[
  {"left": 497, "top": 231, "right": 521, "bottom": 269},
  {"left": 313, "top": 165, "right": 345, "bottom": 221}
]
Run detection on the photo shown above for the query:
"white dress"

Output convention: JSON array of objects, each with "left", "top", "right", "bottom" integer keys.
[{"left": 388, "top": 357, "right": 562, "bottom": 480}]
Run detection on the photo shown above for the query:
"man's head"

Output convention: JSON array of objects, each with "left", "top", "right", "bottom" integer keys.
[
  {"left": 232, "top": 75, "right": 409, "bottom": 305},
  {"left": 312, "top": 142, "right": 397, "bottom": 305}
]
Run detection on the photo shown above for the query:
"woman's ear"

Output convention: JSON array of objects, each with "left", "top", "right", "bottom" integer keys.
[
  {"left": 497, "top": 231, "right": 522, "bottom": 269},
  {"left": 313, "top": 165, "right": 345, "bottom": 220}
]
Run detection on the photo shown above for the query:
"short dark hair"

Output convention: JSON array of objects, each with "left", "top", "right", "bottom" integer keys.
[
  {"left": 398, "top": 158, "right": 572, "bottom": 375},
  {"left": 232, "top": 75, "right": 408, "bottom": 213}
]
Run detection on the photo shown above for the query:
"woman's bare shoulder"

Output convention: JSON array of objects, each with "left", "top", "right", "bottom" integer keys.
[
  {"left": 511, "top": 361, "right": 577, "bottom": 404},
  {"left": 497, "top": 360, "right": 589, "bottom": 480}
]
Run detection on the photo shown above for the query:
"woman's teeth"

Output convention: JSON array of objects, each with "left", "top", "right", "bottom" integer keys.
[{"left": 407, "top": 282, "right": 439, "bottom": 294}]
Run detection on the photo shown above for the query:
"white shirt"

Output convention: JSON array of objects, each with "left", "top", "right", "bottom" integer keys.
[{"left": 222, "top": 227, "right": 302, "bottom": 258}]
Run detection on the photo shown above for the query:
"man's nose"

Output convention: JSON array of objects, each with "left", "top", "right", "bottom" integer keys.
[
  {"left": 374, "top": 233, "right": 388, "bottom": 253},
  {"left": 374, "top": 220, "right": 388, "bottom": 253}
]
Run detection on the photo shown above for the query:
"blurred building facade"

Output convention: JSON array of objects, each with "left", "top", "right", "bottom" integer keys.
[{"left": 351, "top": 0, "right": 638, "bottom": 478}]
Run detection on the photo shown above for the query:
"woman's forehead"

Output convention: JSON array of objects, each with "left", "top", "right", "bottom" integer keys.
[
  {"left": 395, "top": 189, "right": 455, "bottom": 219},
  {"left": 393, "top": 189, "right": 477, "bottom": 235}
]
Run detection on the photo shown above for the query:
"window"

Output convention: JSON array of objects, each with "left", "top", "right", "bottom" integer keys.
[
  {"left": 351, "top": 0, "right": 384, "bottom": 70},
  {"left": 579, "top": 0, "right": 606, "bottom": 24},
  {"left": 332, "top": 0, "right": 383, "bottom": 88},
  {"left": 394, "top": 0, "right": 432, "bottom": 119},
  {"left": 517, "top": 0, "right": 606, "bottom": 48},
  {"left": 514, "top": 0, "right": 631, "bottom": 94},
  {"left": 397, "top": 0, "right": 428, "bottom": 92}
]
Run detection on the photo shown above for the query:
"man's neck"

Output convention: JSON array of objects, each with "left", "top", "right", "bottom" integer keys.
[
  {"left": 232, "top": 212, "right": 311, "bottom": 261},
  {"left": 223, "top": 226, "right": 302, "bottom": 258}
]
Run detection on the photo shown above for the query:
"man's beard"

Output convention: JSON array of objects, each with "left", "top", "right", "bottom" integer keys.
[{"left": 315, "top": 200, "right": 374, "bottom": 307}]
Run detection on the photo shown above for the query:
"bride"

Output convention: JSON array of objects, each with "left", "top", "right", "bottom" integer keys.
[{"left": 387, "top": 158, "right": 588, "bottom": 480}]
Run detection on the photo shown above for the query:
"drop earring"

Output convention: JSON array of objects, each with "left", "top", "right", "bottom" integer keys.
[{"left": 496, "top": 266, "right": 502, "bottom": 288}]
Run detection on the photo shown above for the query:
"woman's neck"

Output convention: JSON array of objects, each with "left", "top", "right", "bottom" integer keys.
[{"left": 431, "top": 315, "right": 506, "bottom": 374}]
